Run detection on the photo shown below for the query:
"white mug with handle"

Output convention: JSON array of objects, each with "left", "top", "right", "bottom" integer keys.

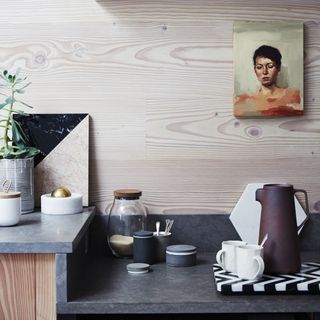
[
  {"left": 216, "top": 240, "right": 247, "bottom": 273},
  {"left": 236, "top": 244, "right": 264, "bottom": 280}
]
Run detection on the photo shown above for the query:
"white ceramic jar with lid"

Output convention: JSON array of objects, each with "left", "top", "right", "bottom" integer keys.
[{"left": 0, "top": 191, "right": 21, "bottom": 226}]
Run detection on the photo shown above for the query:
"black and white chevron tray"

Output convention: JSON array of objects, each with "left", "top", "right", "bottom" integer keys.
[{"left": 213, "top": 262, "right": 320, "bottom": 295}]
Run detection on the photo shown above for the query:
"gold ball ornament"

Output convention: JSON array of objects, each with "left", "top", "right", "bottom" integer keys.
[{"left": 51, "top": 187, "right": 72, "bottom": 198}]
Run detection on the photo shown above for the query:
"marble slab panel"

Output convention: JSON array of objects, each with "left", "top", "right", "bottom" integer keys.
[{"left": 15, "top": 114, "right": 89, "bottom": 206}]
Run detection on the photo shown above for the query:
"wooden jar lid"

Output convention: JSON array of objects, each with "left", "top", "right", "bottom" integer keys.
[
  {"left": 0, "top": 191, "right": 21, "bottom": 199},
  {"left": 114, "top": 189, "right": 142, "bottom": 199}
]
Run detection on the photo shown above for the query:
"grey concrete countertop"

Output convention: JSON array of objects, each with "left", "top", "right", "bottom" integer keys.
[
  {"left": 57, "top": 251, "right": 320, "bottom": 314},
  {"left": 0, "top": 207, "right": 95, "bottom": 253}
]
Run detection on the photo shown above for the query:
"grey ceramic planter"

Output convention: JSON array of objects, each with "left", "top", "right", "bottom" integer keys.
[{"left": 0, "top": 158, "right": 34, "bottom": 213}]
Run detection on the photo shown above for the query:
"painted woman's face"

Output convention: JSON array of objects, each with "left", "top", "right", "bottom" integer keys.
[{"left": 254, "top": 56, "right": 280, "bottom": 87}]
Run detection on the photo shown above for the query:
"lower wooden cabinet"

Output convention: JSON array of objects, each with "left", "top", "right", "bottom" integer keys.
[{"left": 0, "top": 253, "right": 56, "bottom": 320}]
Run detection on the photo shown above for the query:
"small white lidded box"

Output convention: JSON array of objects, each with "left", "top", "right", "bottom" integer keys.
[{"left": 0, "top": 191, "right": 21, "bottom": 226}]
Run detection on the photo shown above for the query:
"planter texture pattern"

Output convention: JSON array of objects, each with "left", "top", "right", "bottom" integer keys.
[{"left": 0, "top": 158, "right": 34, "bottom": 213}]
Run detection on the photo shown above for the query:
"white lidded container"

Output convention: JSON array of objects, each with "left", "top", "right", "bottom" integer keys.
[{"left": 0, "top": 191, "right": 21, "bottom": 226}]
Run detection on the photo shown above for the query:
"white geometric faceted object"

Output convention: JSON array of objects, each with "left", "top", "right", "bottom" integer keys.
[{"left": 229, "top": 183, "right": 307, "bottom": 244}]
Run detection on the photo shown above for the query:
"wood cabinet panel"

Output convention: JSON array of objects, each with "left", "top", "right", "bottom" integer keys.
[
  {"left": 0, "top": 254, "right": 56, "bottom": 320},
  {"left": 0, "top": 254, "right": 35, "bottom": 320},
  {"left": 36, "top": 254, "right": 56, "bottom": 320}
]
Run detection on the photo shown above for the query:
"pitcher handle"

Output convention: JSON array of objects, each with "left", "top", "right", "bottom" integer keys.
[
  {"left": 256, "top": 188, "right": 264, "bottom": 203},
  {"left": 294, "top": 189, "right": 310, "bottom": 233}
]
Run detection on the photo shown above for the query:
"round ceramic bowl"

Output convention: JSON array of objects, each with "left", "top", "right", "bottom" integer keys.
[{"left": 41, "top": 193, "right": 83, "bottom": 215}]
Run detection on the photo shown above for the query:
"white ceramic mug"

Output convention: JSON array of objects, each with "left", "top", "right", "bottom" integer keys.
[
  {"left": 236, "top": 244, "right": 264, "bottom": 280},
  {"left": 216, "top": 240, "right": 247, "bottom": 273}
]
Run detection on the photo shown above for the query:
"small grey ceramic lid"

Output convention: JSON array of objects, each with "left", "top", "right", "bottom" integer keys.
[
  {"left": 126, "top": 263, "right": 150, "bottom": 274},
  {"left": 133, "top": 231, "right": 153, "bottom": 238},
  {"left": 166, "top": 244, "right": 197, "bottom": 254}
]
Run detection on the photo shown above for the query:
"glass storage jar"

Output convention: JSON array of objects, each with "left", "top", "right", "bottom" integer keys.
[{"left": 107, "top": 189, "right": 147, "bottom": 258}]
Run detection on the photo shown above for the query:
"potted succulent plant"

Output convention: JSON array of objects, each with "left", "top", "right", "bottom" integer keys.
[{"left": 0, "top": 69, "right": 39, "bottom": 213}]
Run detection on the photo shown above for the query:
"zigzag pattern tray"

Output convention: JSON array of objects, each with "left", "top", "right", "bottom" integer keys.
[{"left": 213, "top": 262, "right": 320, "bottom": 295}]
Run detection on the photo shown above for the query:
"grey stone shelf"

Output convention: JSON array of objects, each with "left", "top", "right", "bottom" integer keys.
[
  {"left": 57, "top": 213, "right": 320, "bottom": 315},
  {"left": 0, "top": 207, "right": 95, "bottom": 253},
  {"left": 2, "top": 210, "right": 312, "bottom": 316},
  {"left": 57, "top": 251, "right": 320, "bottom": 315}
]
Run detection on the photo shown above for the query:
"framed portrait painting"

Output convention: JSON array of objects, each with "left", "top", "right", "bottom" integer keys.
[{"left": 233, "top": 21, "right": 303, "bottom": 118}]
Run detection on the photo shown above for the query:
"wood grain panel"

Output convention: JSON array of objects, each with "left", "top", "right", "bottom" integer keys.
[
  {"left": 1, "top": 0, "right": 320, "bottom": 215},
  {"left": 36, "top": 254, "right": 56, "bottom": 320},
  {"left": 146, "top": 97, "right": 320, "bottom": 159},
  {"left": 91, "top": 158, "right": 320, "bottom": 214},
  {"left": 0, "top": 0, "right": 319, "bottom": 23},
  {"left": 0, "top": 254, "right": 35, "bottom": 320}
]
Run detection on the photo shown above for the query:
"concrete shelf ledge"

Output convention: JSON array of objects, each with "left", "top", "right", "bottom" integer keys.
[{"left": 57, "top": 252, "right": 320, "bottom": 315}]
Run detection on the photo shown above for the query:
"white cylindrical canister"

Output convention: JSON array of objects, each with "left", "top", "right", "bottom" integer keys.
[{"left": 0, "top": 191, "right": 21, "bottom": 226}]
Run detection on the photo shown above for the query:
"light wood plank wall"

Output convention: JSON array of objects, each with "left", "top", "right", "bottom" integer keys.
[{"left": 0, "top": 0, "right": 319, "bottom": 214}]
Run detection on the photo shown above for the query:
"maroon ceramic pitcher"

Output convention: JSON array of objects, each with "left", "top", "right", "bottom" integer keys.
[{"left": 256, "top": 184, "right": 309, "bottom": 274}]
